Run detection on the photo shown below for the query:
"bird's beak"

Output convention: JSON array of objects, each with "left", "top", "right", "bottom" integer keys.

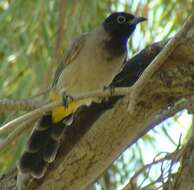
[{"left": 129, "top": 16, "right": 147, "bottom": 25}]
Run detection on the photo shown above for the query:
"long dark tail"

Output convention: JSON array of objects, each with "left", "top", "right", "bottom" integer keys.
[{"left": 18, "top": 114, "right": 68, "bottom": 178}]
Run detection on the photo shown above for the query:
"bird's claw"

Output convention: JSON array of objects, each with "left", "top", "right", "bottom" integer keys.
[
  {"left": 103, "top": 85, "right": 115, "bottom": 96},
  {"left": 61, "top": 91, "right": 74, "bottom": 108}
]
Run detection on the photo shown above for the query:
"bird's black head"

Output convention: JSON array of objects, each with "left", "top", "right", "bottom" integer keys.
[
  {"left": 103, "top": 12, "right": 146, "bottom": 39},
  {"left": 103, "top": 12, "right": 146, "bottom": 55}
]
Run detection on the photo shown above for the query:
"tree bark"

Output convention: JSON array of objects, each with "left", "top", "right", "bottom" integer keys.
[{"left": 1, "top": 31, "right": 194, "bottom": 190}]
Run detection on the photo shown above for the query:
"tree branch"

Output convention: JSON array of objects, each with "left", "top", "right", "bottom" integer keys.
[
  {"left": 0, "top": 99, "right": 43, "bottom": 112},
  {"left": 0, "top": 87, "right": 132, "bottom": 151},
  {"left": 128, "top": 11, "right": 194, "bottom": 112},
  {"left": 0, "top": 87, "right": 131, "bottom": 136}
]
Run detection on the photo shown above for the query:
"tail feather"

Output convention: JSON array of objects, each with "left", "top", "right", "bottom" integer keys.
[
  {"left": 50, "top": 122, "right": 67, "bottom": 140},
  {"left": 31, "top": 160, "right": 48, "bottom": 179},
  {"left": 36, "top": 114, "right": 52, "bottom": 131},
  {"left": 19, "top": 151, "right": 46, "bottom": 174},
  {"left": 18, "top": 114, "right": 68, "bottom": 178},
  {"left": 27, "top": 128, "right": 50, "bottom": 152},
  {"left": 43, "top": 138, "right": 60, "bottom": 163}
]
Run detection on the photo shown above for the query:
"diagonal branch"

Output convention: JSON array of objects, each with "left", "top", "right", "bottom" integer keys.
[
  {"left": 128, "top": 11, "right": 194, "bottom": 112},
  {"left": 0, "top": 87, "right": 131, "bottom": 150},
  {"left": 0, "top": 99, "right": 43, "bottom": 112}
]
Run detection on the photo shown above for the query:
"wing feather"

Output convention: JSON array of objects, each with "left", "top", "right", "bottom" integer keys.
[{"left": 52, "top": 33, "right": 88, "bottom": 87}]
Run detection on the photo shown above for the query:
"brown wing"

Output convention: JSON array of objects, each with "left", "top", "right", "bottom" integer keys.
[{"left": 52, "top": 33, "right": 88, "bottom": 87}]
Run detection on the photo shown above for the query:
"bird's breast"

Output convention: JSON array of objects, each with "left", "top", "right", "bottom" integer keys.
[{"left": 56, "top": 29, "right": 126, "bottom": 96}]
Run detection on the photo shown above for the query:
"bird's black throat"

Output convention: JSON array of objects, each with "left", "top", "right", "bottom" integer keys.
[
  {"left": 104, "top": 35, "right": 128, "bottom": 57},
  {"left": 102, "top": 11, "right": 146, "bottom": 56}
]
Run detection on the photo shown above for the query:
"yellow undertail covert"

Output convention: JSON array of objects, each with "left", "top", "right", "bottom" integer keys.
[{"left": 49, "top": 90, "right": 80, "bottom": 123}]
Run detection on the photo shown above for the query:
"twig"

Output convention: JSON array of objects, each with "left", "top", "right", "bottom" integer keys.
[
  {"left": 128, "top": 11, "right": 194, "bottom": 112},
  {"left": 165, "top": 135, "right": 182, "bottom": 190},
  {"left": 121, "top": 148, "right": 184, "bottom": 190},
  {"left": 0, "top": 118, "right": 35, "bottom": 150},
  {"left": 0, "top": 88, "right": 51, "bottom": 113},
  {"left": 0, "top": 101, "right": 61, "bottom": 135},
  {"left": 0, "top": 87, "right": 131, "bottom": 136},
  {"left": 0, "top": 99, "right": 43, "bottom": 112},
  {"left": 0, "top": 87, "right": 131, "bottom": 151}
]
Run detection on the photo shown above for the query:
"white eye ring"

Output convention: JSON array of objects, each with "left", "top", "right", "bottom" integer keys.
[{"left": 117, "top": 16, "right": 126, "bottom": 24}]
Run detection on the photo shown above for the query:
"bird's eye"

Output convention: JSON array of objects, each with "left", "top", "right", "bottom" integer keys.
[{"left": 117, "top": 16, "right": 126, "bottom": 24}]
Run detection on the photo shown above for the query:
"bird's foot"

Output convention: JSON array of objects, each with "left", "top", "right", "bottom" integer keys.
[
  {"left": 103, "top": 85, "right": 115, "bottom": 96},
  {"left": 61, "top": 91, "right": 74, "bottom": 108}
]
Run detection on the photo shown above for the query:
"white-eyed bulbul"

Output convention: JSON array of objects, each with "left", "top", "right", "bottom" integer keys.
[{"left": 18, "top": 12, "right": 146, "bottom": 178}]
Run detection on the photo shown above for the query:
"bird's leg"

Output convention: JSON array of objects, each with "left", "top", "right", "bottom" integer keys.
[
  {"left": 61, "top": 91, "right": 74, "bottom": 108},
  {"left": 103, "top": 84, "right": 115, "bottom": 96}
]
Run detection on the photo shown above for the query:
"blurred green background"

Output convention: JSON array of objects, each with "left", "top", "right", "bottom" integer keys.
[{"left": 0, "top": 0, "right": 193, "bottom": 189}]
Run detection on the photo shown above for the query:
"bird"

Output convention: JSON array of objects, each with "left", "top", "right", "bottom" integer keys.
[{"left": 17, "top": 12, "right": 146, "bottom": 179}]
